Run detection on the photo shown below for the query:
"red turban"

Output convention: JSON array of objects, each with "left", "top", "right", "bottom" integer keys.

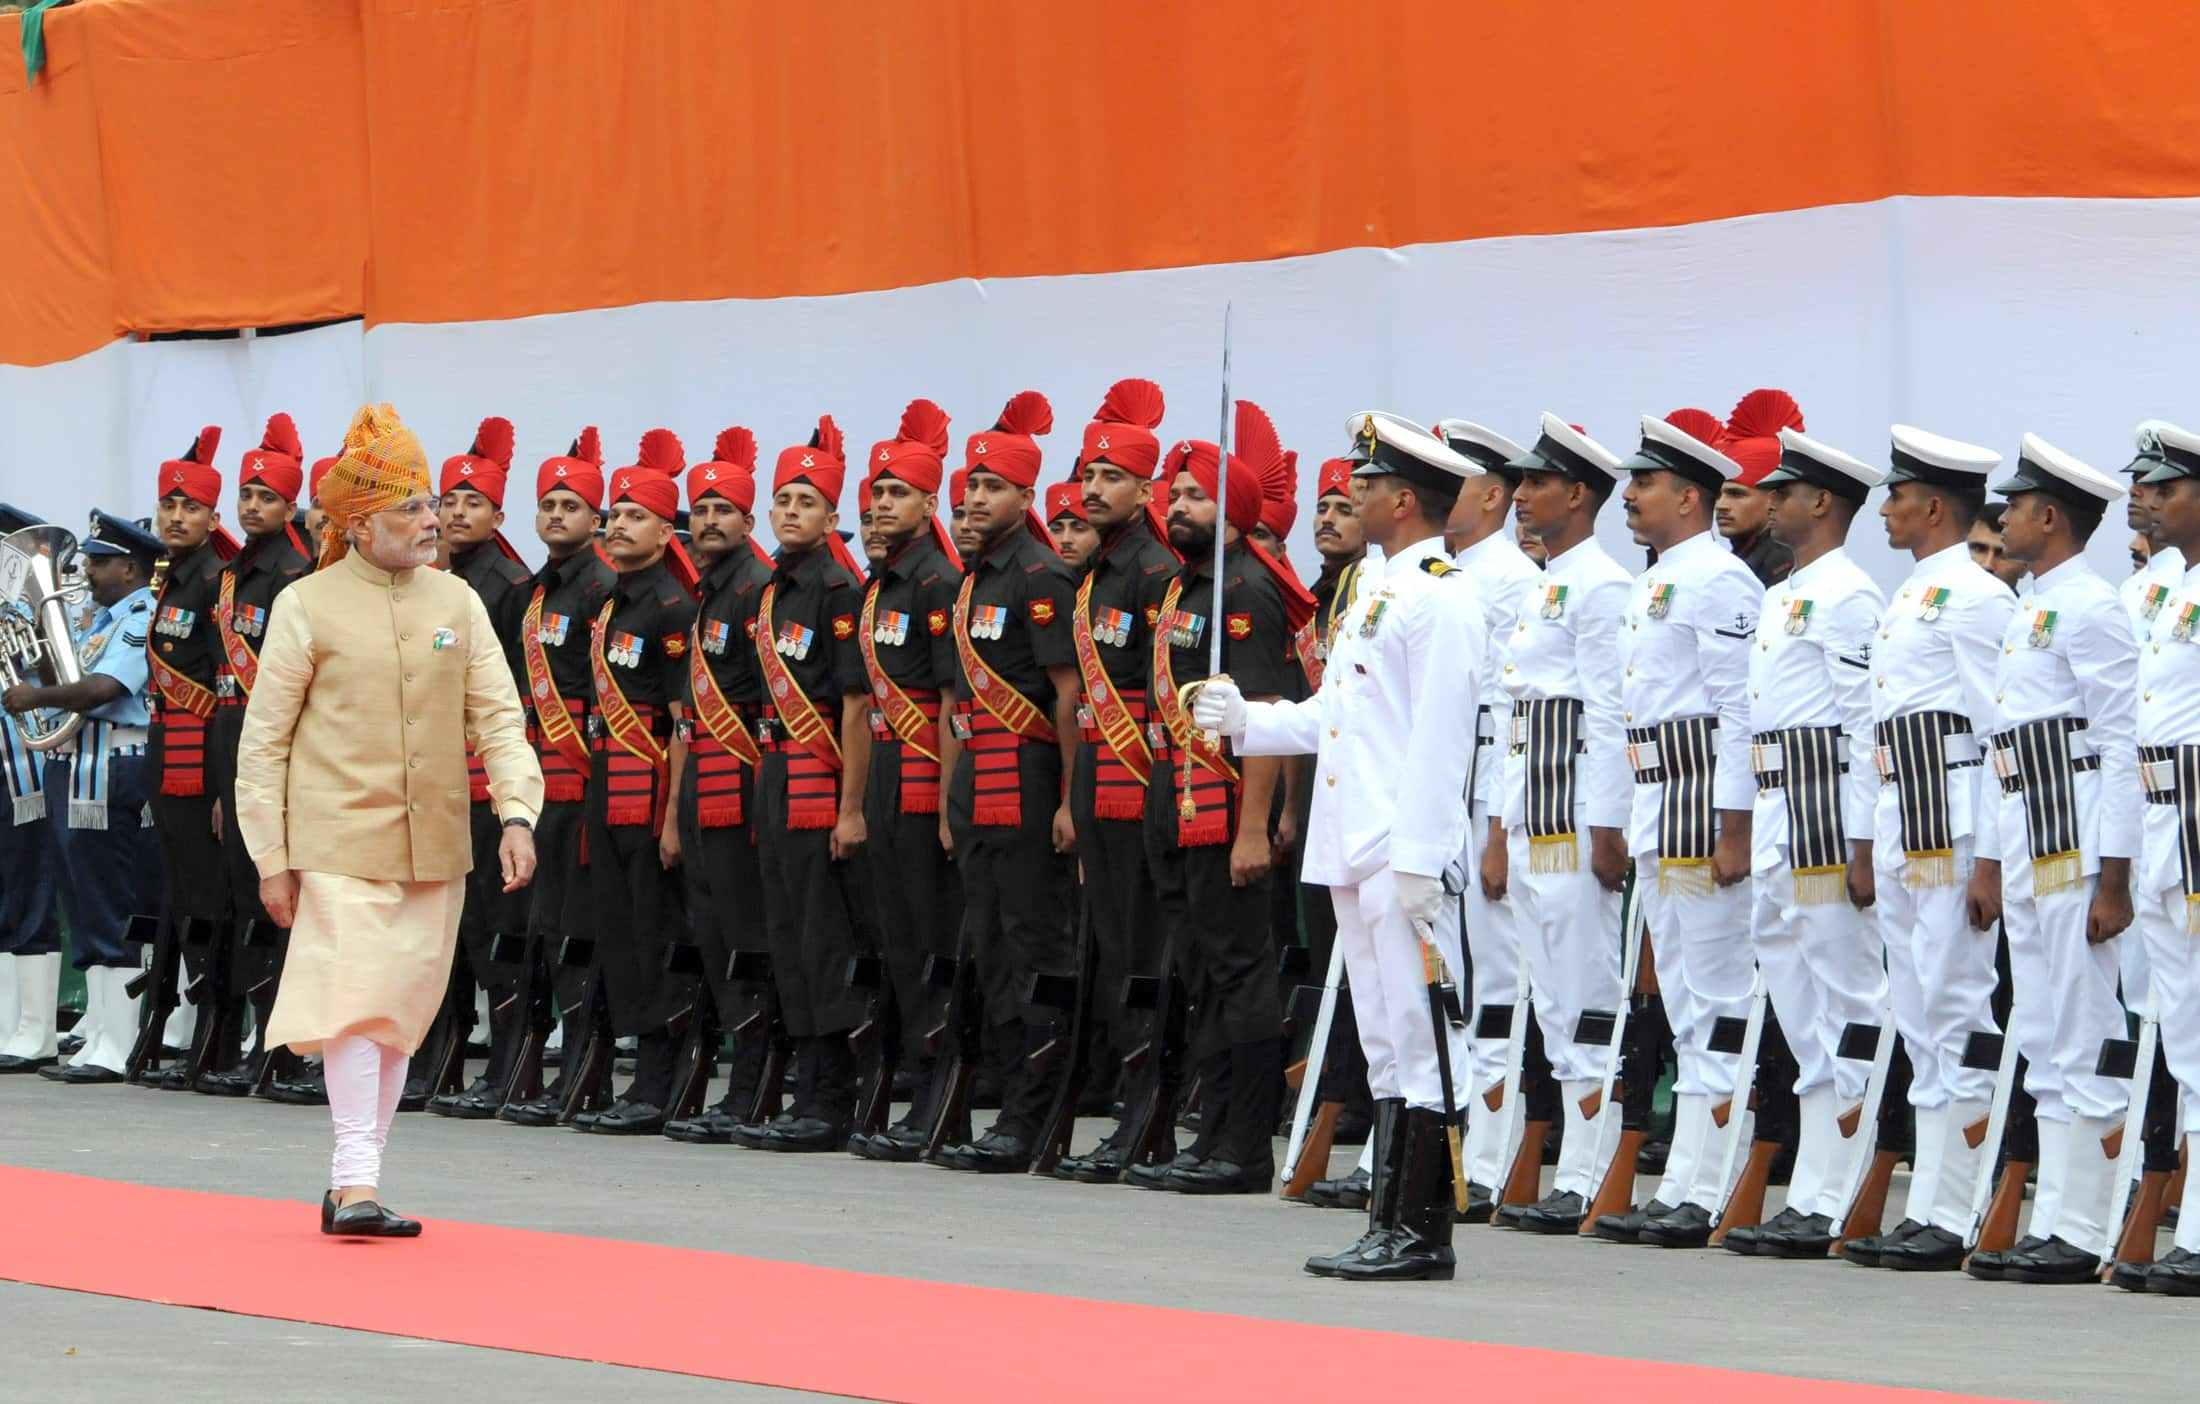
[
  {"left": 871, "top": 399, "right": 951, "bottom": 493},
  {"left": 1317, "top": 456, "right": 1355, "bottom": 499},
  {"left": 158, "top": 426, "right": 223, "bottom": 508},
  {"left": 610, "top": 466, "right": 680, "bottom": 522},
  {"left": 609, "top": 460, "right": 698, "bottom": 595},
  {"left": 238, "top": 414, "right": 303, "bottom": 503},
  {"left": 963, "top": 391, "right": 1052, "bottom": 489},
  {"left": 948, "top": 468, "right": 969, "bottom": 509},
  {"left": 538, "top": 426, "right": 606, "bottom": 509},
  {"left": 1045, "top": 480, "right": 1086, "bottom": 522},
  {"left": 309, "top": 455, "right": 337, "bottom": 503},
  {"left": 1079, "top": 378, "right": 1165, "bottom": 479},
  {"left": 1231, "top": 402, "right": 1294, "bottom": 537},
  {"left": 440, "top": 415, "right": 515, "bottom": 507},
  {"left": 1721, "top": 389, "right": 1804, "bottom": 488},
  {"left": 773, "top": 416, "right": 846, "bottom": 504},
  {"left": 689, "top": 427, "right": 757, "bottom": 512},
  {"left": 1163, "top": 399, "right": 1273, "bottom": 538}
]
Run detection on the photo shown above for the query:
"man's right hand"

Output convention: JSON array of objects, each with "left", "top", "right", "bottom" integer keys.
[
  {"left": 1589, "top": 826, "right": 1629, "bottom": 893},
  {"left": 260, "top": 870, "right": 299, "bottom": 928},
  {"left": 1479, "top": 821, "right": 1509, "bottom": 902},
  {"left": 211, "top": 799, "right": 223, "bottom": 840},
  {"left": 938, "top": 813, "right": 955, "bottom": 860},
  {"left": 1966, "top": 858, "right": 2003, "bottom": 931}
]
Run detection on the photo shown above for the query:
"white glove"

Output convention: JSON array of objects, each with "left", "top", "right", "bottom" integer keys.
[
  {"left": 1189, "top": 676, "right": 1246, "bottom": 735},
  {"left": 1394, "top": 871, "right": 1445, "bottom": 949}
]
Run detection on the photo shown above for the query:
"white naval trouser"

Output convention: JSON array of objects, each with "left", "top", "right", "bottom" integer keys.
[
  {"left": 1455, "top": 799, "right": 1521, "bottom": 1189},
  {"left": 1639, "top": 874, "right": 1752, "bottom": 1100},
  {"left": 1335, "top": 868, "right": 1470, "bottom": 1114},
  {"left": 1871, "top": 836, "right": 1999, "bottom": 1110},
  {"left": 1746, "top": 861, "right": 1885, "bottom": 1106},
  {"left": 2138, "top": 803, "right": 2200, "bottom": 1139},
  {"left": 1505, "top": 825, "right": 1625, "bottom": 1086}
]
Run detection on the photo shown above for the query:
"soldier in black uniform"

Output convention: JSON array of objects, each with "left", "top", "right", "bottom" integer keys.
[
  {"left": 1137, "top": 404, "right": 1308, "bottom": 1194},
  {"left": 662, "top": 430, "right": 778, "bottom": 1144},
  {"left": 501, "top": 430, "right": 619, "bottom": 1126},
  {"left": 201, "top": 415, "right": 314, "bottom": 1095},
  {"left": 567, "top": 435, "right": 699, "bottom": 1135},
  {"left": 932, "top": 391, "right": 1081, "bottom": 1173},
  {"left": 1052, "top": 378, "right": 1181, "bottom": 1183},
  {"left": 425, "top": 416, "right": 541, "bottom": 1117},
  {"left": 847, "top": 401, "right": 967, "bottom": 1161},
  {"left": 142, "top": 427, "right": 235, "bottom": 1082},
  {"left": 737, "top": 417, "right": 874, "bottom": 1152}
]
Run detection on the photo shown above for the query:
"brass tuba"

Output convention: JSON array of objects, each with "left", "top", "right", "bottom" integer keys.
[{"left": 0, "top": 524, "right": 91, "bottom": 751}]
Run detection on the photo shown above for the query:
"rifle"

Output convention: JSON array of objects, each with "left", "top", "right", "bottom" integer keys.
[
  {"left": 1706, "top": 972, "right": 1773, "bottom": 1244},
  {"left": 175, "top": 915, "right": 241, "bottom": 1088},
  {"left": 1280, "top": 939, "right": 1347, "bottom": 1197},
  {"left": 1027, "top": 895, "right": 1096, "bottom": 1176},
  {"left": 919, "top": 946, "right": 981, "bottom": 1159},
  {"left": 1116, "top": 935, "right": 1189, "bottom": 1173},
  {"left": 121, "top": 910, "right": 175, "bottom": 1083},
  {"left": 1827, "top": 1012, "right": 1900, "bottom": 1247},
  {"left": 661, "top": 940, "right": 716, "bottom": 1121},
  {"left": 493, "top": 929, "right": 550, "bottom": 1107},
  {"left": 2099, "top": 985, "right": 2171, "bottom": 1274},
  {"left": 1961, "top": 1026, "right": 2030, "bottom": 1256},
  {"left": 1576, "top": 874, "right": 1646, "bottom": 1229},
  {"left": 1490, "top": 947, "right": 1547, "bottom": 1212},
  {"left": 844, "top": 953, "right": 894, "bottom": 1138},
  {"left": 724, "top": 948, "right": 789, "bottom": 1124},
  {"left": 553, "top": 934, "right": 613, "bottom": 1123}
]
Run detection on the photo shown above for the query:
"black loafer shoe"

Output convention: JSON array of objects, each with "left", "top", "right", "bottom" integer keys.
[
  {"left": 851, "top": 1123, "right": 928, "bottom": 1162},
  {"left": 0, "top": 1052, "right": 59, "bottom": 1074},
  {"left": 665, "top": 1108, "right": 744, "bottom": 1145},
  {"left": 41, "top": 1061, "right": 124, "bottom": 1085},
  {"left": 753, "top": 1115, "right": 849, "bottom": 1152},
  {"left": 330, "top": 1200, "right": 423, "bottom": 1238},
  {"left": 1164, "top": 1157, "right": 1274, "bottom": 1195},
  {"left": 2145, "top": 1246, "right": 2200, "bottom": 1296},
  {"left": 397, "top": 1082, "right": 430, "bottom": 1113},
  {"left": 1516, "top": 1189, "right": 1587, "bottom": 1235},
  {"left": 1051, "top": 1143, "right": 1129, "bottom": 1184},
  {"left": 1593, "top": 1200, "right": 1676, "bottom": 1244},
  {"left": 1303, "top": 1166, "right": 1372, "bottom": 1210},
  {"left": 1840, "top": 1218, "right": 1926, "bottom": 1268},
  {"left": 1755, "top": 1209, "right": 1836, "bottom": 1259},
  {"left": 587, "top": 1100, "right": 668, "bottom": 1135},
  {"left": 935, "top": 1130, "right": 1032, "bottom": 1173},
  {"left": 194, "top": 1067, "right": 258, "bottom": 1096},
  {"left": 1957, "top": 1233, "right": 2044, "bottom": 1280},
  {"left": 1638, "top": 1201, "right": 1716, "bottom": 1248},
  {"left": 263, "top": 1072, "right": 329, "bottom": 1105},
  {"left": 728, "top": 1114, "right": 796, "bottom": 1149},
  {"left": 1869, "top": 1224, "right": 1972, "bottom": 1273},
  {"left": 2109, "top": 1258, "right": 2153, "bottom": 1292},
  {"left": 1124, "top": 1150, "right": 1198, "bottom": 1190},
  {"left": 1492, "top": 1201, "right": 1530, "bottom": 1229},
  {"left": 2001, "top": 1236, "right": 2103, "bottom": 1285},
  {"left": 1455, "top": 1182, "right": 1496, "bottom": 1225}
]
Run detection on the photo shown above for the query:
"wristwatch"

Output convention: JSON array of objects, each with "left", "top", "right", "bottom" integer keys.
[{"left": 502, "top": 816, "right": 533, "bottom": 831}]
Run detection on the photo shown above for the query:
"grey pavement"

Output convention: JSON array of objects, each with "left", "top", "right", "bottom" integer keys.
[{"left": 0, "top": 1075, "right": 2188, "bottom": 1403}]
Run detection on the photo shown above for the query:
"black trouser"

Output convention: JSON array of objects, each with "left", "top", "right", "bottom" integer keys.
[
  {"left": 863, "top": 741, "right": 961, "bottom": 1085},
  {"left": 585, "top": 810, "right": 685, "bottom": 1038},
  {"left": 455, "top": 798, "right": 530, "bottom": 1085},
  {"left": 755, "top": 753, "right": 868, "bottom": 1040},
  {"left": 948, "top": 739, "right": 1074, "bottom": 1141},
  {"left": 1071, "top": 741, "right": 1160, "bottom": 1128},
  {"left": 151, "top": 788, "right": 225, "bottom": 1055},
  {"left": 677, "top": 765, "right": 771, "bottom": 1115},
  {"left": 525, "top": 797, "right": 592, "bottom": 1087}
]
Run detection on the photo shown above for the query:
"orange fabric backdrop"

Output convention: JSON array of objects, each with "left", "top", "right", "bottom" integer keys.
[{"left": 7, "top": 0, "right": 2200, "bottom": 368}]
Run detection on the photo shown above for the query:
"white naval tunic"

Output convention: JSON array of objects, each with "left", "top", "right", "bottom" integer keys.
[
  {"left": 1745, "top": 547, "right": 1888, "bottom": 1112},
  {"left": 2117, "top": 545, "right": 2184, "bottom": 998},
  {"left": 2136, "top": 563, "right": 2200, "bottom": 1257},
  {"left": 1237, "top": 535, "right": 1484, "bottom": 1112},
  {"left": 1618, "top": 529, "right": 1759, "bottom": 1103}
]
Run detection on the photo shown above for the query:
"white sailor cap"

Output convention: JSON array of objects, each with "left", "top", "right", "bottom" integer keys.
[
  {"left": 1886, "top": 425, "right": 2001, "bottom": 491},
  {"left": 1346, "top": 411, "right": 1483, "bottom": 495},
  {"left": 1994, "top": 432, "right": 2126, "bottom": 509},
  {"left": 1504, "top": 412, "right": 1624, "bottom": 490},
  {"left": 1619, "top": 413, "right": 1743, "bottom": 493},
  {"left": 1757, "top": 428, "right": 1885, "bottom": 503},
  {"left": 1434, "top": 420, "right": 1527, "bottom": 480},
  {"left": 2132, "top": 419, "right": 2200, "bottom": 485}
]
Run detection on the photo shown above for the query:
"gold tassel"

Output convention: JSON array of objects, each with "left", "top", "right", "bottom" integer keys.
[
  {"left": 1659, "top": 857, "right": 1714, "bottom": 898},
  {"left": 2032, "top": 851, "right": 2083, "bottom": 897},
  {"left": 1528, "top": 833, "right": 1579, "bottom": 874},
  {"left": 1179, "top": 750, "right": 1197, "bottom": 822},
  {"left": 2184, "top": 894, "right": 2199, "bottom": 937},
  {"left": 1903, "top": 848, "right": 1955, "bottom": 890},
  {"left": 1792, "top": 864, "right": 1848, "bottom": 908}
]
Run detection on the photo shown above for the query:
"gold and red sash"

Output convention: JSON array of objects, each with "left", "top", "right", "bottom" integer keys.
[
  {"left": 1072, "top": 572, "right": 1153, "bottom": 792},
  {"left": 689, "top": 615, "right": 763, "bottom": 767},
  {"left": 214, "top": 569, "right": 261, "bottom": 703},
  {"left": 860, "top": 577, "right": 947, "bottom": 815},
  {"left": 687, "top": 614, "right": 762, "bottom": 829},
  {"left": 1150, "top": 577, "right": 1238, "bottom": 847},
  {"left": 588, "top": 598, "right": 669, "bottom": 830},
  {"left": 951, "top": 574, "right": 1056, "bottom": 744},
  {"left": 1293, "top": 616, "right": 1324, "bottom": 693},
  {"left": 521, "top": 584, "right": 592, "bottom": 799},
  {"left": 754, "top": 581, "right": 845, "bottom": 830},
  {"left": 146, "top": 590, "right": 216, "bottom": 796}
]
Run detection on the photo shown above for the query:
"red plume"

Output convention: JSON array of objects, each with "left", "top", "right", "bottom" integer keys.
[
  {"left": 470, "top": 416, "right": 514, "bottom": 467},
  {"left": 186, "top": 426, "right": 222, "bottom": 464},
  {"left": 993, "top": 390, "right": 1053, "bottom": 437},
  {"left": 1262, "top": 448, "right": 1299, "bottom": 506},
  {"left": 809, "top": 415, "right": 844, "bottom": 462},
  {"left": 1233, "top": 399, "right": 1283, "bottom": 474},
  {"left": 260, "top": 413, "right": 302, "bottom": 460},
  {"left": 1724, "top": 389, "right": 1804, "bottom": 440},
  {"left": 638, "top": 427, "right": 685, "bottom": 475},
  {"left": 1664, "top": 408, "right": 1728, "bottom": 448},
  {"left": 712, "top": 427, "right": 756, "bottom": 470},
  {"left": 898, "top": 398, "right": 952, "bottom": 455},
  {"left": 1095, "top": 378, "right": 1164, "bottom": 429},
  {"left": 573, "top": 426, "right": 602, "bottom": 466}
]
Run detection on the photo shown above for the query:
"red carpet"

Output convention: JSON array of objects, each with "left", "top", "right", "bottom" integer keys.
[{"left": 0, "top": 1166, "right": 2013, "bottom": 1403}]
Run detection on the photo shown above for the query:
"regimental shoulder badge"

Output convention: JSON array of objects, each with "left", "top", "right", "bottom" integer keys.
[
  {"left": 1029, "top": 598, "right": 1057, "bottom": 626},
  {"left": 1541, "top": 584, "right": 1567, "bottom": 620},
  {"left": 1144, "top": 604, "right": 1162, "bottom": 628},
  {"left": 1645, "top": 582, "right": 1675, "bottom": 620},
  {"left": 2144, "top": 583, "right": 2171, "bottom": 619},
  {"left": 1226, "top": 612, "right": 1252, "bottom": 640},
  {"left": 2027, "top": 609, "right": 2057, "bottom": 649},
  {"left": 928, "top": 608, "right": 949, "bottom": 637},
  {"left": 1785, "top": 598, "right": 1813, "bottom": 636},
  {"left": 1420, "top": 558, "right": 1456, "bottom": 578},
  {"left": 832, "top": 614, "right": 855, "bottom": 641},
  {"left": 662, "top": 633, "right": 687, "bottom": 658},
  {"left": 1919, "top": 586, "right": 1950, "bottom": 623}
]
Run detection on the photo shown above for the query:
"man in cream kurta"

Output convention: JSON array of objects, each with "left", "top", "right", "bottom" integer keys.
[{"left": 235, "top": 403, "right": 542, "bottom": 1237}]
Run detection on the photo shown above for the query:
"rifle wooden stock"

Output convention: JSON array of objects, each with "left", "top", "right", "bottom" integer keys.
[
  {"left": 1969, "top": 1160, "right": 2034, "bottom": 1257},
  {"left": 1833, "top": 1149, "right": 1903, "bottom": 1250},
  {"left": 1282, "top": 1101, "right": 1344, "bottom": 1200},
  {"left": 1500, "top": 1117, "right": 1551, "bottom": 1207},
  {"left": 1284, "top": 1056, "right": 1308, "bottom": 1091},
  {"left": 1710, "top": 1139, "right": 1779, "bottom": 1245},
  {"left": 2109, "top": 1169, "right": 2172, "bottom": 1273},
  {"left": 1581, "top": 1127, "right": 1646, "bottom": 1234}
]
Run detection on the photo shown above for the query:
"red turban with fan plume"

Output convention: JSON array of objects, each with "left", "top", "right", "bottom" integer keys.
[
  {"left": 439, "top": 415, "right": 514, "bottom": 507},
  {"left": 537, "top": 426, "right": 606, "bottom": 509},
  {"left": 240, "top": 414, "right": 305, "bottom": 503},
  {"left": 1721, "top": 390, "right": 1805, "bottom": 488}
]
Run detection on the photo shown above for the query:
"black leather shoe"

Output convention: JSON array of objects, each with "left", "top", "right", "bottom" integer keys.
[
  {"left": 428, "top": 1078, "right": 499, "bottom": 1119},
  {"left": 194, "top": 1066, "right": 258, "bottom": 1097},
  {"left": 1840, "top": 1218, "right": 1926, "bottom": 1268},
  {"left": 935, "top": 1129, "right": 1032, "bottom": 1173},
  {"left": 1051, "top": 1141, "right": 1129, "bottom": 1184},
  {"left": 397, "top": 1083, "right": 430, "bottom": 1113},
  {"left": 1752, "top": 1208, "right": 1836, "bottom": 1259},
  {"left": 1516, "top": 1189, "right": 1587, "bottom": 1235},
  {"left": 1125, "top": 1150, "right": 1199, "bottom": 1190},
  {"left": 729, "top": 1113, "right": 796, "bottom": 1149},
  {"left": 2001, "top": 1236, "right": 2103, "bottom": 1285},
  {"left": 1492, "top": 1201, "right": 1529, "bottom": 1229},
  {"left": 1723, "top": 1224, "right": 1766, "bottom": 1255},
  {"left": 1594, "top": 1200, "right": 1676, "bottom": 1244},
  {"left": 1636, "top": 1136, "right": 1670, "bottom": 1175},
  {"left": 753, "top": 1115, "right": 850, "bottom": 1152},
  {"left": 1455, "top": 1182, "right": 1496, "bottom": 1225},
  {"left": 2109, "top": 1258, "right": 2153, "bottom": 1292},
  {"left": 665, "top": 1107, "right": 744, "bottom": 1145},
  {"left": 852, "top": 1123, "right": 928, "bottom": 1162},
  {"left": 1638, "top": 1201, "right": 1716, "bottom": 1248},
  {"left": 1331, "top": 1226, "right": 1458, "bottom": 1282},
  {"left": 57, "top": 1031, "right": 83, "bottom": 1055},
  {"left": 0, "top": 1052, "right": 59, "bottom": 1074},
  {"left": 498, "top": 1094, "right": 564, "bottom": 1128},
  {"left": 40, "top": 1061, "right": 124, "bottom": 1085},
  {"left": 586, "top": 1100, "right": 668, "bottom": 1135},
  {"left": 1875, "top": 1224, "right": 1972, "bottom": 1273},
  {"left": 264, "top": 1070, "right": 329, "bottom": 1105},
  {"left": 1305, "top": 1228, "right": 1390, "bottom": 1277},
  {"left": 2145, "top": 1246, "right": 2200, "bottom": 1295},
  {"left": 1164, "top": 1157, "right": 1273, "bottom": 1195},
  {"left": 330, "top": 1199, "right": 423, "bottom": 1238},
  {"left": 1303, "top": 1166, "right": 1371, "bottom": 1210},
  {"left": 156, "top": 1065, "right": 193, "bottom": 1091}
]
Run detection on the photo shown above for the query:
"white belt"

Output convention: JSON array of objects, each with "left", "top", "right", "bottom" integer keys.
[
  {"left": 2141, "top": 757, "right": 2178, "bottom": 795},
  {"left": 1626, "top": 738, "right": 1661, "bottom": 775},
  {"left": 1508, "top": 715, "right": 1528, "bottom": 749},
  {"left": 1750, "top": 741, "right": 1785, "bottom": 775},
  {"left": 1986, "top": 730, "right": 2096, "bottom": 782},
  {"left": 1872, "top": 732, "right": 1982, "bottom": 780}
]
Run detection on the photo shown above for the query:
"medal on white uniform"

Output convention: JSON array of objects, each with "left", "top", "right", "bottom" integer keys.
[{"left": 1646, "top": 582, "right": 1674, "bottom": 619}]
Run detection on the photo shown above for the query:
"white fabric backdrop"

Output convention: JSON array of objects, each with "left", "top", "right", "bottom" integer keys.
[{"left": 4, "top": 194, "right": 2195, "bottom": 590}]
